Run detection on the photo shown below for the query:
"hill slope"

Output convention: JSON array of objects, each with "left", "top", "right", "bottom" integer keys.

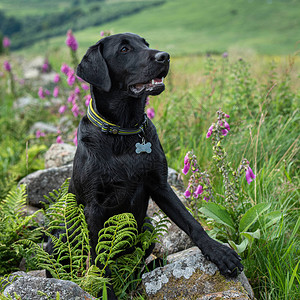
[{"left": 18, "top": 0, "right": 300, "bottom": 56}]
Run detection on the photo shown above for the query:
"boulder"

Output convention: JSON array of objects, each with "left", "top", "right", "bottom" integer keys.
[
  {"left": 142, "top": 246, "right": 255, "bottom": 300},
  {"left": 19, "top": 164, "right": 72, "bottom": 208},
  {"left": 2, "top": 272, "right": 96, "bottom": 300},
  {"left": 30, "top": 122, "right": 58, "bottom": 135},
  {"left": 44, "top": 143, "right": 77, "bottom": 169}
]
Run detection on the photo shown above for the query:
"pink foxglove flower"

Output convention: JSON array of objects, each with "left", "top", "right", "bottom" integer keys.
[
  {"left": 66, "top": 29, "right": 78, "bottom": 51},
  {"left": 73, "top": 129, "right": 78, "bottom": 146},
  {"left": 184, "top": 188, "right": 191, "bottom": 198},
  {"left": 56, "top": 135, "right": 63, "bottom": 144},
  {"left": 53, "top": 86, "right": 59, "bottom": 98},
  {"left": 38, "top": 87, "right": 45, "bottom": 99},
  {"left": 74, "top": 86, "right": 80, "bottom": 94},
  {"left": 42, "top": 59, "right": 49, "bottom": 72},
  {"left": 81, "top": 83, "right": 89, "bottom": 90},
  {"left": 36, "top": 130, "right": 45, "bottom": 138},
  {"left": 72, "top": 104, "right": 79, "bottom": 117},
  {"left": 147, "top": 107, "right": 155, "bottom": 119},
  {"left": 206, "top": 124, "right": 214, "bottom": 138},
  {"left": 222, "top": 129, "right": 228, "bottom": 136},
  {"left": 195, "top": 185, "right": 203, "bottom": 195},
  {"left": 58, "top": 105, "right": 67, "bottom": 114},
  {"left": 100, "top": 31, "right": 105, "bottom": 37},
  {"left": 67, "top": 69, "right": 76, "bottom": 86},
  {"left": 85, "top": 95, "right": 91, "bottom": 107},
  {"left": 61, "top": 63, "right": 70, "bottom": 75},
  {"left": 3, "top": 61, "right": 11, "bottom": 72},
  {"left": 53, "top": 74, "right": 60, "bottom": 83},
  {"left": 3, "top": 37, "right": 11, "bottom": 48},
  {"left": 245, "top": 166, "right": 256, "bottom": 184},
  {"left": 182, "top": 152, "right": 191, "bottom": 175}
]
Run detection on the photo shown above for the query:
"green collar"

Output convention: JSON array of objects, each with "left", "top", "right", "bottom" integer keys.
[{"left": 87, "top": 99, "right": 148, "bottom": 135}]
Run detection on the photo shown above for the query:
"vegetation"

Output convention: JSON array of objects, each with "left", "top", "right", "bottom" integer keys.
[{"left": 0, "top": 1, "right": 299, "bottom": 298}]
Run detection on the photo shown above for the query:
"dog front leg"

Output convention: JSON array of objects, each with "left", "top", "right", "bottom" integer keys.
[{"left": 151, "top": 183, "right": 244, "bottom": 277}]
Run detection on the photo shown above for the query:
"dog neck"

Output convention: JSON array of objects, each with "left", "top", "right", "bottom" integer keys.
[{"left": 91, "top": 86, "right": 147, "bottom": 128}]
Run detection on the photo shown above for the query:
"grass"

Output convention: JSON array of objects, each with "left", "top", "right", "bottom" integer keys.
[
  {"left": 15, "top": 0, "right": 300, "bottom": 57},
  {"left": 1, "top": 22, "right": 300, "bottom": 300}
]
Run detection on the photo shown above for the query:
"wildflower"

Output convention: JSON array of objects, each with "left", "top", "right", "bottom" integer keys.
[
  {"left": 3, "top": 61, "right": 11, "bottom": 72},
  {"left": 72, "top": 103, "right": 79, "bottom": 117},
  {"left": 224, "top": 120, "right": 230, "bottom": 131},
  {"left": 146, "top": 96, "right": 150, "bottom": 106},
  {"left": 36, "top": 130, "right": 45, "bottom": 138},
  {"left": 245, "top": 166, "right": 256, "bottom": 184},
  {"left": 222, "top": 52, "right": 228, "bottom": 58},
  {"left": 204, "top": 196, "right": 210, "bottom": 202},
  {"left": 147, "top": 107, "right": 155, "bottom": 119},
  {"left": 53, "top": 86, "right": 59, "bottom": 98},
  {"left": 73, "top": 129, "right": 78, "bottom": 146},
  {"left": 53, "top": 74, "right": 60, "bottom": 83},
  {"left": 222, "top": 129, "right": 228, "bottom": 136},
  {"left": 74, "top": 86, "right": 80, "bottom": 94},
  {"left": 195, "top": 184, "right": 203, "bottom": 196},
  {"left": 224, "top": 114, "right": 230, "bottom": 118},
  {"left": 68, "top": 92, "right": 76, "bottom": 103},
  {"left": 45, "top": 89, "right": 50, "bottom": 96},
  {"left": 38, "top": 87, "right": 45, "bottom": 99},
  {"left": 67, "top": 69, "right": 76, "bottom": 86},
  {"left": 3, "top": 37, "right": 11, "bottom": 48},
  {"left": 66, "top": 29, "right": 78, "bottom": 51},
  {"left": 184, "top": 188, "right": 191, "bottom": 198},
  {"left": 85, "top": 95, "right": 91, "bottom": 107},
  {"left": 100, "top": 31, "right": 105, "bottom": 37},
  {"left": 61, "top": 63, "right": 70, "bottom": 75},
  {"left": 81, "top": 83, "right": 89, "bottom": 90},
  {"left": 56, "top": 135, "right": 63, "bottom": 144},
  {"left": 206, "top": 124, "right": 214, "bottom": 138},
  {"left": 58, "top": 105, "right": 67, "bottom": 114},
  {"left": 42, "top": 59, "right": 49, "bottom": 72}
]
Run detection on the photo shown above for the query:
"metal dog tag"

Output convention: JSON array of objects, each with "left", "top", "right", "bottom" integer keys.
[{"left": 135, "top": 137, "right": 152, "bottom": 154}]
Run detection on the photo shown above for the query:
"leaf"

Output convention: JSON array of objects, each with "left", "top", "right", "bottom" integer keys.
[
  {"left": 263, "top": 210, "right": 283, "bottom": 229},
  {"left": 199, "top": 202, "right": 235, "bottom": 230},
  {"left": 228, "top": 239, "right": 248, "bottom": 254},
  {"left": 241, "top": 228, "right": 261, "bottom": 242},
  {"left": 239, "top": 203, "right": 271, "bottom": 233}
]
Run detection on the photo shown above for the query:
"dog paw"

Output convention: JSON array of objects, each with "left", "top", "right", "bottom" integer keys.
[{"left": 200, "top": 238, "right": 244, "bottom": 277}]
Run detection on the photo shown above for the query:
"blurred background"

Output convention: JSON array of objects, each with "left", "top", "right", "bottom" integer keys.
[{"left": 0, "top": 0, "right": 299, "bottom": 57}]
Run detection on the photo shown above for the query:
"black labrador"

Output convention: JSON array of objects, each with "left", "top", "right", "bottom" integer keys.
[{"left": 69, "top": 33, "right": 243, "bottom": 298}]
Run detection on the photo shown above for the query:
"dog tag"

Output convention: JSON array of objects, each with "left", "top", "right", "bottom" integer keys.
[{"left": 135, "top": 137, "right": 152, "bottom": 154}]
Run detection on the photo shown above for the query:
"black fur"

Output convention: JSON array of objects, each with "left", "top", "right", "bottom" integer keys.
[{"left": 57, "top": 33, "right": 243, "bottom": 298}]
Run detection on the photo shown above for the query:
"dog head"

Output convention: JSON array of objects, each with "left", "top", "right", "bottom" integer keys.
[{"left": 77, "top": 33, "right": 170, "bottom": 97}]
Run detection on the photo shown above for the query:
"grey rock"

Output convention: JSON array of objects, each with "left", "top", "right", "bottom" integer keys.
[
  {"left": 142, "top": 246, "right": 255, "bottom": 299},
  {"left": 19, "top": 164, "right": 72, "bottom": 208},
  {"left": 13, "top": 96, "right": 40, "bottom": 110},
  {"left": 45, "top": 143, "right": 77, "bottom": 169},
  {"left": 30, "top": 122, "right": 58, "bottom": 135},
  {"left": 3, "top": 272, "right": 96, "bottom": 300},
  {"left": 167, "top": 167, "right": 184, "bottom": 191}
]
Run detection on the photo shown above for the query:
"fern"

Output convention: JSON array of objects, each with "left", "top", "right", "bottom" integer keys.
[{"left": 0, "top": 185, "right": 42, "bottom": 275}]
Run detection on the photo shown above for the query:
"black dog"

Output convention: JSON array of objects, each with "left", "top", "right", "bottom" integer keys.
[{"left": 69, "top": 33, "right": 243, "bottom": 298}]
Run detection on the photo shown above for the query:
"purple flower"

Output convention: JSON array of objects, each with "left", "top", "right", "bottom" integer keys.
[
  {"left": 100, "top": 31, "right": 105, "bottom": 37},
  {"left": 56, "top": 135, "right": 63, "bottom": 144},
  {"left": 53, "top": 74, "right": 60, "bottom": 83},
  {"left": 3, "top": 61, "right": 11, "bottom": 72},
  {"left": 222, "top": 52, "right": 228, "bottom": 58},
  {"left": 61, "top": 64, "right": 70, "bottom": 75},
  {"left": 66, "top": 29, "right": 78, "bottom": 51},
  {"left": 224, "top": 120, "right": 230, "bottom": 131},
  {"left": 58, "top": 105, "right": 67, "bottom": 114},
  {"left": 42, "top": 59, "right": 49, "bottom": 72},
  {"left": 206, "top": 124, "right": 214, "bottom": 138},
  {"left": 147, "top": 107, "right": 155, "bottom": 119},
  {"left": 222, "top": 129, "right": 228, "bottom": 136},
  {"left": 81, "top": 83, "right": 89, "bottom": 90},
  {"left": 184, "top": 188, "right": 191, "bottom": 198},
  {"left": 85, "top": 95, "right": 91, "bottom": 107},
  {"left": 204, "top": 196, "right": 210, "bottom": 202},
  {"left": 72, "top": 103, "right": 79, "bottom": 117},
  {"left": 245, "top": 167, "right": 256, "bottom": 184},
  {"left": 184, "top": 153, "right": 190, "bottom": 165},
  {"left": 38, "top": 87, "right": 45, "bottom": 99},
  {"left": 68, "top": 92, "right": 76, "bottom": 103},
  {"left": 3, "top": 37, "right": 11, "bottom": 48},
  {"left": 73, "top": 129, "right": 78, "bottom": 146},
  {"left": 182, "top": 164, "right": 190, "bottom": 175},
  {"left": 74, "top": 86, "right": 80, "bottom": 94},
  {"left": 67, "top": 69, "right": 76, "bottom": 86},
  {"left": 36, "top": 130, "right": 45, "bottom": 138},
  {"left": 195, "top": 185, "right": 203, "bottom": 195},
  {"left": 53, "top": 86, "right": 59, "bottom": 98},
  {"left": 146, "top": 96, "right": 150, "bottom": 106},
  {"left": 224, "top": 114, "right": 230, "bottom": 118}
]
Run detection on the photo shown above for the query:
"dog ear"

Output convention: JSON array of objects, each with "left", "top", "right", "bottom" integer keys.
[{"left": 76, "top": 40, "right": 111, "bottom": 92}]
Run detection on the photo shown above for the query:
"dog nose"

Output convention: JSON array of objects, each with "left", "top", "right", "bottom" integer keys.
[{"left": 155, "top": 51, "right": 170, "bottom": 64}]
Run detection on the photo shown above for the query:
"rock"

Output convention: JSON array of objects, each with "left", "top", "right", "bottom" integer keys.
[
  {"left": 30, "top": 122, "right": 58, "bottom": 135},
  {"left": 21, "top": 204, "right": 45, "bottom": 225},
  {"left": 45, "top": 143, "right": 77, "bottom": 169},
  {"left": 3, "top": 272, "right": 96, "bottom": 300},
  {"left": 167, "top": 167, "right": 184, "bottom": 191},
  {"left": 19, "top": 164, "right": 73, "bottom": 208},
  {"left": 13, "top": 96, "right": 40, "bottom": 110},
  {"left": 142, "top": 246, "right": 255, "bottom": 299}
]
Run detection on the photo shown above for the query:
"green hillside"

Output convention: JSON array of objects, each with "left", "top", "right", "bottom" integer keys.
[{"left": 13, "top": 0, "right": 300, "bottom": 57}]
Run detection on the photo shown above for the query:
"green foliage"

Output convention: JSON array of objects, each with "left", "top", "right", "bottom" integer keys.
[
  {"left": 0, "top": 185, "right": 42, "bottom": 275},
  {"left": 19, "top": 181, "right": 168, "bottom": 298}
]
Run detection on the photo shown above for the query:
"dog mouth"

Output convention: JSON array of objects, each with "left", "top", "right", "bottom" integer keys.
[{"left": 129, "top": 77, "right": 165, "bottom": 95}]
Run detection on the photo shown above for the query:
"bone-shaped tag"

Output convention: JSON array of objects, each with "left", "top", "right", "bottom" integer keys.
[{"left": 135, "top": 142, "right": 152, "bottom": 154}]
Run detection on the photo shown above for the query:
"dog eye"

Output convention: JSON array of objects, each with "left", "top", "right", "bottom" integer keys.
[{"left": 120, "top": 46, "right": 129, "bottom": 53}]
